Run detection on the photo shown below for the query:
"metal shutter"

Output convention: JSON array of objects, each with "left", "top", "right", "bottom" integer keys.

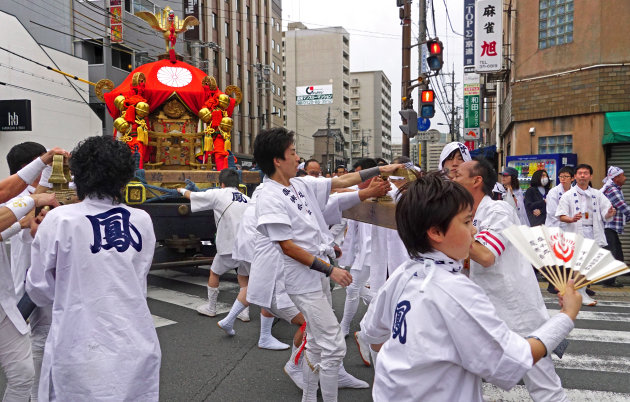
[{"left": 606, "top": 143, "right": 630, "bottom": 263}]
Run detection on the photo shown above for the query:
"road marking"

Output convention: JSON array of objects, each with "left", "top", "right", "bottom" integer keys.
[
  {"left": 147, "top": 285, "right": 232, "bottom": 315},
  {"left": 544, "top": 297, "right": 630, "bottom": 309},
  {"left": 150, "top": 269, "right": 240, "bottom": 291},
  {"left": 568, "top": 328, "right": 630, "bottom": 344},
  {"left": 549, "top": 309, "right": 630, "bottom": 322},
  {"left": 483, "top": 384, "right": 630, "bottom": 401},
  {"left": 152, "top": 315, "right": 177, "bottom": 328},
  {"left": 551, "top": 353, "right": 630, "bottom": 374}
]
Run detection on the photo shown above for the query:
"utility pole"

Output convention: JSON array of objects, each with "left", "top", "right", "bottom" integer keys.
[
  {"left": 442, "top": 67, "right": 460, "bottom": 142},
  {"left": 401, "top": 0, "right": 413, "bottom": 157},
  {"left": 254, "top": 63, "right": 272, "bottom": 133},
  {"left": 418, "top": 0, "right": 428, "bottom": 168}
]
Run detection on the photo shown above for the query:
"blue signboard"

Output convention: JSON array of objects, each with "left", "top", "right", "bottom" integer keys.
[{"left": 417, "top": 118, "right": 431, "bottom": 131}]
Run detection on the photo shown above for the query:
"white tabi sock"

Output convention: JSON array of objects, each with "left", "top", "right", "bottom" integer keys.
[{"left": 222, "top": 300, "right": 247, "bottom": 328}]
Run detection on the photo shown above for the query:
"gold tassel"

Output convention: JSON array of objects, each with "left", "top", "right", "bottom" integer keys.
[
  {"left": 204, "top": 127, "right": 215, "bottom": 152},
  {"left": 136, "top": 118, "right": 149, "bottom": 145},
  {"left": 225, "top": 134, "right": 231, "bottom": 151}
]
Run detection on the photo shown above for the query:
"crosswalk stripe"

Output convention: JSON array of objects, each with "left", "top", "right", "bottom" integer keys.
[
  {"left": 152, "top": 315, "right": 177, "bottom": 328},
  {"left": 482, "top": 384, "right": 630, "bottom": 401},
  {"left": 551, "top": 353, "right": 630, "bottom": 374},
  {"left": 567, "top": 328, "right": 630, "bottom": 344},
  {"left": 147, "top": 285, "right": 232, "bottom": 315},
  {"left": 549, "top": 309, "right": 630, "bottom": 322},
  {"left": 544, "top": 297, "right": 630, "bottom": 309},
  {"left": 150, "top": 269, "right": 240, "bottom": 291}
]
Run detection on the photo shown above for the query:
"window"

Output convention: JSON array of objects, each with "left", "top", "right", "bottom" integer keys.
[
  {"left": 112, "top": 44, "right": 132, "bottom": 71},
  {"left": 236, "top": 31, "right": 241, "bottom": 45},
  {"left": 272, "top": 39, "right": 275, "bottom": 50},
  {"left": 538, "top": 135, "right": 573, "bottom": 153},
  {"left": 272, "top": 61, "right": 275, "bottom": 71},
  {"left": 225, "top": 58, "right": 230, "bottom": 73},
  {"left": 225, "top": 22, "right": 229, "bottom": 37},
  {"left": 237, "top": 64, "right": 241, "bottom": 78},
  {"left": 276, "top": 43, "right": 280, "bottom": 53},
  {"left": 246, "top": 6, "right": 250, "bottom": 21},
  {"left": 212, "top": 13, "right": 217, "bottom": 29},
  {"left": 539, "top": 0, "right": 573, "bottom": 49},
  {"left": 276, "top": 65, "right": 280, "bottom": 74},
  {"left": 277, "top": 87, "right": 281, "bottom": 96}
]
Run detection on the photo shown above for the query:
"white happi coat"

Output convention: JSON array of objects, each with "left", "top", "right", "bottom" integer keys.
[
  {"left": 232, "top": 185, "right": 263, "bottom": 264},
  {"left": 471, "top": 196, "right": 549, "bottom": 336},
  {"left": 556, "top": 186, "right": 612, "bottom": 246},
  {"left": 545, "top": 184, "right": 568, "bottom": 229},
  {"left": 370, "top": 186, "right": 410, "bottom": 285},
  {"left": 26, "top": 197, "right": 160, "bottom": 401},
  {"left": 361, "top": 255, "right": 533, "bottom": 402},
  {"left": 190, "top": 187, "right": 250, "bottom": 255},
  {"left": 255, "top": 176, "right": 332, "bottom": 294},
  {"left": 9, "top": 187, "right": 35, "bottom": 298}
]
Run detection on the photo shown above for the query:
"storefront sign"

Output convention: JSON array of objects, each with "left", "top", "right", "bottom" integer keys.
[
  {"left": 0, "top": 100, "right": 32, "bottom": 131},
  {"left": 475, "top": 0, "right": 503, "bottom": 72}
]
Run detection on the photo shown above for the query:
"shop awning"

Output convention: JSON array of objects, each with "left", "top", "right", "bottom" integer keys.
[
  {"left": 470, "top": 145, "right": 497, "bottom": 158},
  {"left": 603, "top": 112, "right": 630, "bottom": 145}
]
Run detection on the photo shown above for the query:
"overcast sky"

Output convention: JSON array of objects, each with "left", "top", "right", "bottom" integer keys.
[{"left": 282, "top": 0, "right": 465, "bottom": 144}]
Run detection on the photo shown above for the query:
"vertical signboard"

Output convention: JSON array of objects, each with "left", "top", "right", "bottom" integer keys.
[
  {"left": 463, "top": 73, "right": 480, "bottom": 141},
  {"left": 474, "top": 0, "right": 503, "bottom": 73},
  {"left": 463, "top": 0, "right": 475, "bottom": 71},
  {"left": 184, "top": 0, "right": 200, "bottom": 40},
  {"left": 110, "top": 0, "right": 123, "bottom": 43}
]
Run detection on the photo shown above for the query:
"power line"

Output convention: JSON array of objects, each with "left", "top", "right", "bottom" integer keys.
[
  {"left": 441, "top": 0, "right": 464, "bottom": 37},
  {"left": 0, "top": 81, "right": 88, "bottom": 104}
]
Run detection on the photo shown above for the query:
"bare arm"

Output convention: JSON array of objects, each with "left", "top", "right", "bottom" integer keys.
[
  {"left": 559, "top": 213, "right": 581, "bottom": 223},
  {"left": 330, "top": 164, "right": 404, "bottom": 189},
  {"left": 0, "top": 175, "right": 28, "bottom": 203},
  {"left": 527, "top": 338, "right": 548, "bottom": 364},
  {"left": 469, "top": 241, "right": 496, "bottom": 268},
  {"left": 278, "top": 239, "right": 352, "bottom": 287}
]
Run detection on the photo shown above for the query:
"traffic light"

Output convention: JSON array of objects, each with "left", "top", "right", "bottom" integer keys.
[
  {"left": 420, "top": 89, "right": 435, "bottom": 118},
  {"left": 426, "top": 39, "right": 443, "bottom": 72},
  {"left": 399, "top": 109, "right": 418, "bottom": 137}
]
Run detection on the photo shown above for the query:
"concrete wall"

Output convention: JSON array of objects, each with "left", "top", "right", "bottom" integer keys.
[{"left": 0, "top": 12, "right": 101, "bottom": 176}]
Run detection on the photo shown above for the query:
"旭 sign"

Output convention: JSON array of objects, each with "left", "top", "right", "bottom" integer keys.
[
  {"left": 0, "top": 100, "right": 32, "bottom": 131},
  {"left": 296, "top": 85, "right": 333, "bottom": 105},
  {"left": 474, "top": 0, "right": 503, "bottom": 73}
]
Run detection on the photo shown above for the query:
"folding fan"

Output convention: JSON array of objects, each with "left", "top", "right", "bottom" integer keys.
[{"left": 502, "top": 225, "right": 629, "bottom": 293}]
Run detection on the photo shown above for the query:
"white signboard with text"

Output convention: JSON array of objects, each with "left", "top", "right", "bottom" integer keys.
[
  {"left": 474, "top": 0, "right": 503, "bottom": 73},
  {"left": 296, "top": 85, "right": 333, "bottom": 105}
]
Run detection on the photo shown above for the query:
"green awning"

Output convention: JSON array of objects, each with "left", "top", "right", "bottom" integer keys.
[{"left": 603, "top": 111, "right": 630, "bottom": 145}]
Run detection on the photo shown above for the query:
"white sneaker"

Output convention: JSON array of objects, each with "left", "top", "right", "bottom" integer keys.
[
  {"left": 579, "top": 287, "right": 597, "bottom": 306},
  {"left": 258, "top": 336, "right": 290, "bottom": 350},
  {"left": 196, "top": 304, "right": 216, "bottom": 317},
  {"left": 354, "top": 331, "right": 371, "bottom": 367},
  {"left": 338, "top": 366, "right": 369, "bottom": 389},
  {"left": 237, "top": 306, "right": 250, "bottom": 322},
  {"left": 217, "top": 319, "right": 235, "bottom": 336},
  {"left": 283, "top": 360, "right": 304, "bottom": 390}
]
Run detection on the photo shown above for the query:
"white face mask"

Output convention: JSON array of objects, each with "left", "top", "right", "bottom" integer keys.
[{"left": 541, "top": 177, "right": 549, "bottom": 186}]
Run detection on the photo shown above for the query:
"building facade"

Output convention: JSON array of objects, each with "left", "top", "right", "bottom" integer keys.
[
  {"left": 202, "top": 0, "right": 283, "bottom": 161},
  {"left": 482, "top": 0, "right": 630, "bottom": 185},
  {"left": 349, "top": 71, "right": 392, "bottom": 162},
  {"left": 283, "top": 23, "right": 351, "bottom": 161},
  {"left": 1, "top": 0, "right": 282, "bottom": 161}
]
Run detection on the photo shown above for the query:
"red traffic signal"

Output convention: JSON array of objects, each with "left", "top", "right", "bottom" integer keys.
[
  {"left": 420, "top": 89, "right": 435, "bottom": 118},
  {"left": 421, "top": 89, "right": 434, "bottom": 103},
  {"left": 426, "top": 39, "right": 444, "bottom": 72}
]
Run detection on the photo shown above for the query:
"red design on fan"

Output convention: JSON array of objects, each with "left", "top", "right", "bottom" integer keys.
[{"left": 552, "top": 235, "right": 574, "bottom": 263}]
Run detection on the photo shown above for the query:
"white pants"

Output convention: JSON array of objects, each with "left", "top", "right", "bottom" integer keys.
[
  {"left": 340, "top": 267, "right": 371, "bottom": 333},
  {"left": 0, "top": 313, "right": 34, "bottom": 402},
  {"left": 289, "top": 290, "right": 345, "bottom": 401},
  {"left": 522, "top": 354, "right": 569, "bottom": 402},
  {"left": 30, "top": 324, "right": 50, "bottom": 402}
]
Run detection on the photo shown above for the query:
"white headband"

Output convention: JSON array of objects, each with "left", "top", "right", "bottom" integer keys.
[{"left": 438, "top": 142, "right": 472, "bottom": 170}]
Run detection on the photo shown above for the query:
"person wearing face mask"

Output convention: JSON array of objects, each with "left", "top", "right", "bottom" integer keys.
[
  {"left": 500, "top": 167, "right": 529, "bottom": 226},
  {"left": 438, "top": 142, "right": 472, "bottom": 180},
  {"left": 525, "top": 170, "right": 551, "bottom": 226}
]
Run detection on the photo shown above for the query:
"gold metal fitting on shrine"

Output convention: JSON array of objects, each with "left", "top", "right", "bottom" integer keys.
[
  {"left": 135, "top": 102, "right": 150, "bottom": 118},
  {"left": 114, "top": 117, "right": 131, "bottom": 134},
  {"left": 48, "top": 155, "right": 67, "bottom": 186},
  {"left": 114, "top": 95, "right": 126, "bottom": 111},
  {"left": 198, "top": 107, "right": 212, "bottom": 124},
  {"left": 218, "top": 94, "right": 230, "bottom": 110},
  {"left": 125, "top": 182, "right": 147, "bottom": 204}
]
